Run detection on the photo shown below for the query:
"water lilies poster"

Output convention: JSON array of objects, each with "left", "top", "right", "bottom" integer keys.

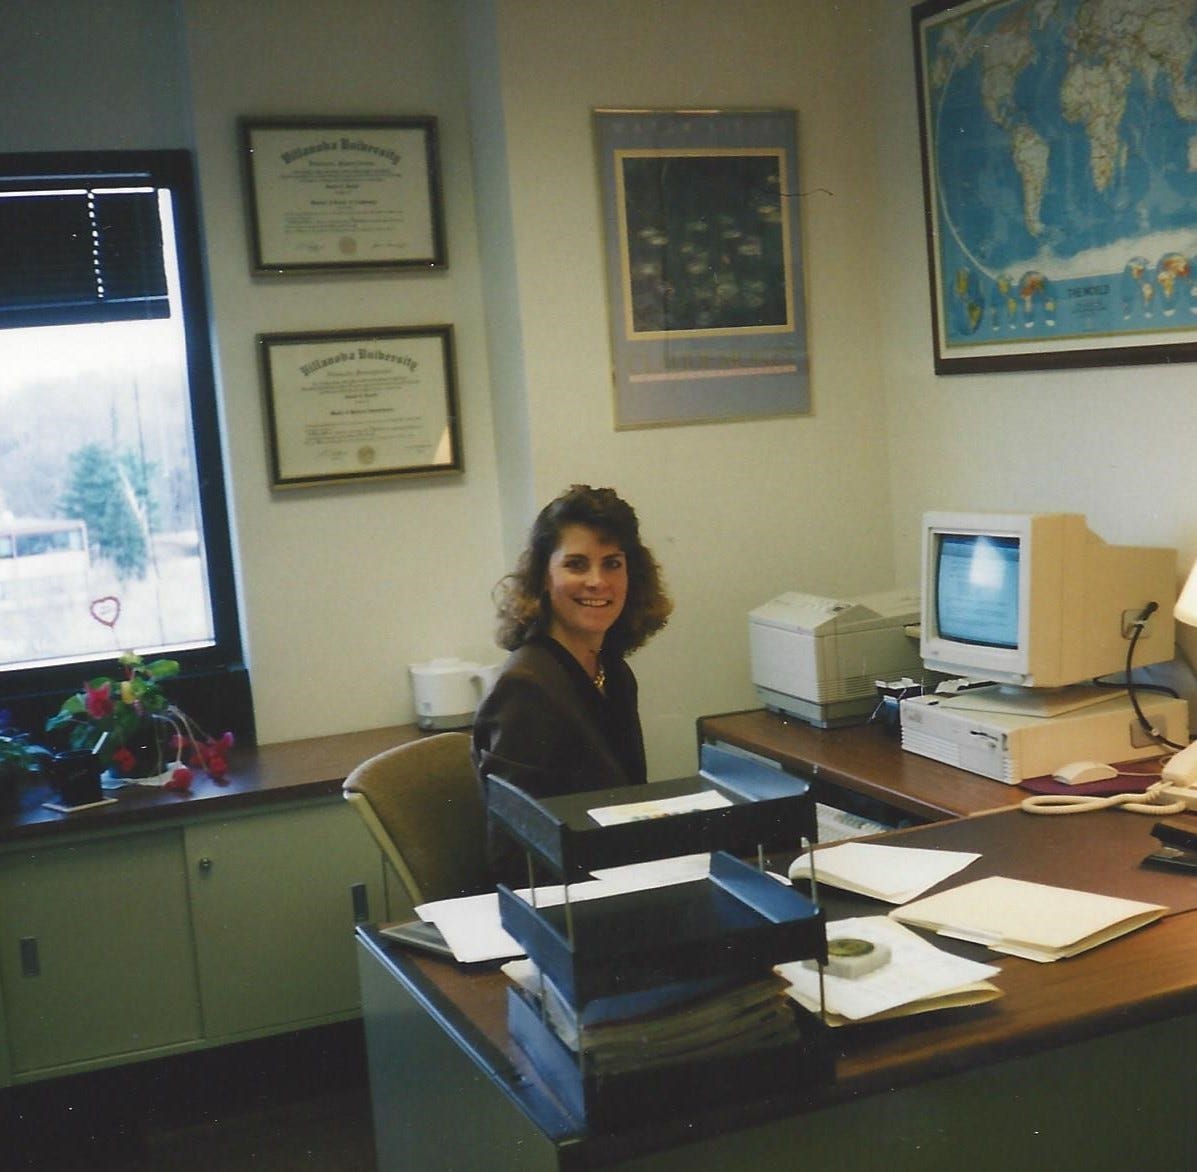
[{"left": 594, "top": 109, "right": 810, "bottom": 428}]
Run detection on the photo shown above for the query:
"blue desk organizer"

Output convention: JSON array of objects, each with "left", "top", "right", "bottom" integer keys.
[{"left": 487, "top": 745, "right": 833, "bottom": 1128}]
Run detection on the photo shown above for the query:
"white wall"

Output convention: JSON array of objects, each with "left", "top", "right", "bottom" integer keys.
[
  {"left": 0, "top": 0, "right": 190, "bottom": 151},
  {"left": 183, "top": 0, "right": 508, "bottom": 741},
  {"left": 480, "top": 0, "right": 896, "bottom": 775},
  {"left": 187, "top": 0, "right": 902, "bottom": 771}
]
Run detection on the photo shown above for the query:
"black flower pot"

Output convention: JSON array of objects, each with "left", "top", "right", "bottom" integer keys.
[
  {"left": 0, "top": 767, "right": 20, "bottom": 816},
  {"left": 51, "top": 750, "right": 104, "bottom": 808}
]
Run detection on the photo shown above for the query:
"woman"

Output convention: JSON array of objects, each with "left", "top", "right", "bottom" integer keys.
[{"left": 472, "top": 485, "right": 672, "bottom": 840}]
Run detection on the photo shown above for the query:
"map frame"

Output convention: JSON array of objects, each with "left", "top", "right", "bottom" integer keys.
[{"left": 913, "top": 0, "right": 1197, "bottom": 375}]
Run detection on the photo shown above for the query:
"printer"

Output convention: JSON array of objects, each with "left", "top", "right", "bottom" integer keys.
[{"left": 749, "top": 589, "right": 925, "bottom": 728}]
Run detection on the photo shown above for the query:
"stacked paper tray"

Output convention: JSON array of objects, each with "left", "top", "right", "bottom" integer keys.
[
  {"left": 498, "top": 851, "right": 827, "bottom": 1005},
  {"left": 506, "top": 977, "right": 833, "bottom": 1130},
  {"left": 486, "top": 743, "right": 817, "bottom": 882}
]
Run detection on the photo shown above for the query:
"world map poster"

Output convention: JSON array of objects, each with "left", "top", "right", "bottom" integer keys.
[{"left": 914, "top": 0, "right": 1197, "bottom": 371}]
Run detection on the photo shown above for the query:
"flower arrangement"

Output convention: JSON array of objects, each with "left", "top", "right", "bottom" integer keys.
[
  {"left": 1, "top": 712, "right": 53, "bottom": 812},
  {"left": 46, "top": 653, "right": 234, "bottom": 793}
]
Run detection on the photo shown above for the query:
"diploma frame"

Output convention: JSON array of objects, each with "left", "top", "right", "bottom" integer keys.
[
  {"left": 257, "top": 325, "right": 462, "bottom": 489},
  {"left": 240, "top": 116, "right": 446, "bottom": 274}
]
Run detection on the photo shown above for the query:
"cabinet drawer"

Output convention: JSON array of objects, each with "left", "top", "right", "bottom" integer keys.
[
  {"left": 186, "top": 801, "right": 386, "bottom": 1038},
  {"left": 0, "top": 832, "right": 200, "bottom": 1075}
]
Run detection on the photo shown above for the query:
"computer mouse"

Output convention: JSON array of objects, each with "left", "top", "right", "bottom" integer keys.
[{"left": 1051, "top": 760, "right": 1119, "bottom": 785}]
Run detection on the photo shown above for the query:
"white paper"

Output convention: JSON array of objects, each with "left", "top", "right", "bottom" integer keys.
[
  {"left": 788, "top": 841, "right": 981, "bottom": 904},
  {"left": 414, "top": 891, "right": 522, "bottom": 963},
  {"left": 588, "top": 789, "right": 732, "bottom": 826},
  {"left": 415, "top": 855, "right": 718, "bottom": 964},
  {"left": 589, "top": 852, "right": 712, "bottom": 887},
  {"left": 776, "top": 916, "right": 1001, "bottom": 1023}
]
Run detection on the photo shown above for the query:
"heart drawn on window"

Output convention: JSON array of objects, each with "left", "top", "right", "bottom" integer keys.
[{"left": 90, "top": 596, "right": 122, "bottom": 629}]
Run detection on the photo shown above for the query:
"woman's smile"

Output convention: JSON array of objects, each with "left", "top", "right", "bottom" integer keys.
[{"left": 545, "top": 524, "right": 628, "bottom": 658}]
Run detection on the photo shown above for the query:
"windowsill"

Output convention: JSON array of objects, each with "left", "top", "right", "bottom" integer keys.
[{"left": 1, "top": 722, "right": 428, "bottom": 845}]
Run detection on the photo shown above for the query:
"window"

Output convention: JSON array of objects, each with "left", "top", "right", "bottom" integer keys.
[{"left": 0, "top": 150, "right": 252, "bottom": 741}]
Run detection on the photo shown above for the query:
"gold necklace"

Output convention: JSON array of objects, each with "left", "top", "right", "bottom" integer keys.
[{"left": 593, "top": 658, "right": 606, "bottom": 693}]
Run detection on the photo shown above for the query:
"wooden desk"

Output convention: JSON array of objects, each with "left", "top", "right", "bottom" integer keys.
[
  {"left": 698, "top": 708, "right": 1030, "bottom": 822},
  {"left": 356, "top": 718, "right": 1197, "bottom": 1170},
  {"left": 357, "top": 906, "right": 1197, "bottom": 1171}
]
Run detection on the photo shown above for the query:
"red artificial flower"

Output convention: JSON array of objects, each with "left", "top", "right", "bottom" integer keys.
[
  {"left": 164, "top": 766, "right": 193, "bottom": 793},
  {"left": 85, "top": 682, "right": 114, "bottom": 719},
  {"left": 111, "top": 746, "right": 137, "bottom": 774}
]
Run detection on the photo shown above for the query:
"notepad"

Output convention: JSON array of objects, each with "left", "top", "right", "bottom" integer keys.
[
  {"left": 788, "top": 841, "right": 980, "bottom": 904},
  {"left": 890, "top": 876, "right": 1167, "bottom": 962}
]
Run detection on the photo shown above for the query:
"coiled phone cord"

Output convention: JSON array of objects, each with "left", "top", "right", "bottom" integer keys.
[{"left": 1021, "top": 781, "right": 1188, "bottom": 817}]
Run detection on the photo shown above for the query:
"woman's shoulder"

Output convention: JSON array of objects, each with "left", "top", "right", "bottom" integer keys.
[{"left": 502, "top": 637, "right": 573, "bottom": 679}]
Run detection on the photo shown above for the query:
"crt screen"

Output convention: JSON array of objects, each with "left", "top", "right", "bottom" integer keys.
[{"left": 935, "top": 533, "right": 1019, "bottom": 648}]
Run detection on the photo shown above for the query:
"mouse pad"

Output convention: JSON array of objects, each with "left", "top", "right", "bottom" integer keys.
[{"left": 1020, "top": 767, "right": 1164, "bottom": 796}]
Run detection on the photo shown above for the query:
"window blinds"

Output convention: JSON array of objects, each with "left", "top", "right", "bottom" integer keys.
[{"left": 0, "top": 184, "right": 168, "bottom": 328}]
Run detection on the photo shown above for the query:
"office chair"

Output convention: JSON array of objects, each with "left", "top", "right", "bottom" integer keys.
[{"left": 342, "top": 731, "right": 493, "bottom": 906}]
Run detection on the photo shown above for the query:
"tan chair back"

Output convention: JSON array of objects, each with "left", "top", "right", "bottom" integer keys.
[{"left": 343, "top": 731, "right": 491, "bottom": 906}]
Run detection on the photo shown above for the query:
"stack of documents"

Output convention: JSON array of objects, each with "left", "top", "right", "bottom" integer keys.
[
  {"left": 776, "top": 916, "right": 1001, "bottom": 1026},
  {"left": 890, "top": 876, "right": 1167, "bottom": 962},
  {"left": 504, "top": 959, "right": 799, "bottom": 1072},
  {"left": 788, "top": 841, "right": 980, "bottom": 903}
]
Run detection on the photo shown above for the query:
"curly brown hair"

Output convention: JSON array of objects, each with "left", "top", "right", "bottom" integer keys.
[{"left": 493, "top": 485, "right": 672, "bottom": 654}]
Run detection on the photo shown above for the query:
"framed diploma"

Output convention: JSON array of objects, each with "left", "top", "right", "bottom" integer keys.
[
  {"left": 257, "top": 325, "right": 462, "bottom": 488},
  {"left": 240, "top": 116, "right": 446, "bottom": 273}
]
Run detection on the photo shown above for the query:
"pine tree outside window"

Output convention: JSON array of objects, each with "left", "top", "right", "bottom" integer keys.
[{"left": 0, "top": 150, "right": 252, "bottom": 741}]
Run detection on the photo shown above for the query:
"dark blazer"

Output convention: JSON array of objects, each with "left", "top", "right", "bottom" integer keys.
[
  {"left": 472, "top": 636, "right": 646, "bottom": 797},
  {"left": 471, "top": 637, "right": 647, "bottom": 880}
]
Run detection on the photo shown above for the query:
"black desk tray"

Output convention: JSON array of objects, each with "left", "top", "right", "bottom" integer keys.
[
  {"left": 498, "top": 851, "right": 827, "bottom": 1007},
  {"left": 507, "top": 980, "right": 833, "bottom": 1131},
  {"left": 487, "top": 743, "right": 816, "bottom": 882}
]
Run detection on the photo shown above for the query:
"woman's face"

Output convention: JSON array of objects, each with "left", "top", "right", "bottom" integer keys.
[{"left": 544, "top": 523, "right": 628, "bottom": 651}]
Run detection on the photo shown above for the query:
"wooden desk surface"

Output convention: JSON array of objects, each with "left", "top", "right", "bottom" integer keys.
[
  {"left": 360, "top": 793, "right": 1197, "bottom": 1163},
  {"left": 361, "top": 898, "right": 1197, "bottom": 1163},
  {"left": 1, "top": 722, "right": 426, "bottom": 845},
  {"left": 699, "top": 709, "right": 1030, "bottom": 821}
]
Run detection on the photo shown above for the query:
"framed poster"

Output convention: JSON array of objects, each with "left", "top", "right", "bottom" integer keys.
[
  {"left": 914, "top": 0, "right": 1197, "bottom": 374},
  {"left": 257, "top": 325, "right": 462, "bottom": 488},
  {"left": 240, "top": 116, "right": 446, "bottom": 273},
  {"left": 594, "top": 108, "right": 810, "bottom": 428}
]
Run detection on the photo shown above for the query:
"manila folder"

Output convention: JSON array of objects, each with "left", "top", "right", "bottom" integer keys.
[{"left": 890, "top": 876, "right": 1166, "bottom": 962}]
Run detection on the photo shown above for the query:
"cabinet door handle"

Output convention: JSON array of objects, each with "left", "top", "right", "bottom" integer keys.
[
  {"left": 19, "top": 936, "right": 39, "bottom": 977},
  {"left": 198, "top": 856, "right": 213, "bottom": 875}
]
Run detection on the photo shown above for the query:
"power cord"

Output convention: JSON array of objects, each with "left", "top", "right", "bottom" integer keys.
[{"left": 1122, "top": 602, "right": 1187, "bottom": 751}]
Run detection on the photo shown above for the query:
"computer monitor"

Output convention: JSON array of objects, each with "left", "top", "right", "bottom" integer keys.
[{"left": 919, "top": 511, "right": 1177, "bottom": 693}]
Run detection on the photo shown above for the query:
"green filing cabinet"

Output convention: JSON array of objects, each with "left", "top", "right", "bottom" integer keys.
[
  {"left": 0, "top": 831, "right": 202, "bottom": 1077},
  {"left": 0, "top": 796, "right": 388, "bottom": 1085},
  {"left": 186, "top": 800, "right": 387, "bottom": 1040}
]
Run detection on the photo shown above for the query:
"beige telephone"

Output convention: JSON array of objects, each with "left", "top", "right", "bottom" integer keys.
[{"left": 1160, "top": 742, "right": 1197, "bottom": 809}]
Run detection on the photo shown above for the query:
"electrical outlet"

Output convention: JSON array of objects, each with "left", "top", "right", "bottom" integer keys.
[
  {"left": 1121, "top": 608, "right": 1154, "bottom": 639},
  {"left": 1129, "top": 719, "right": 1160, "bottom": 749}
]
